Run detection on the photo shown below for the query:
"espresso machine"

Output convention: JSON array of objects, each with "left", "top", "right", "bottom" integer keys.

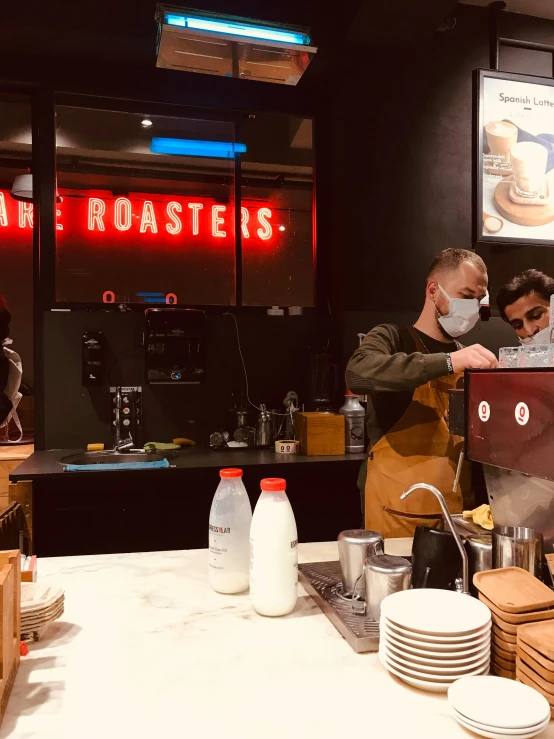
[{"left": 464, "top": 367, "right": 554, "bottom": 556}]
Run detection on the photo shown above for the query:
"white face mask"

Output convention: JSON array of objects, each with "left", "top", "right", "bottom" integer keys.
[
  {"left": 436, "top": 285, "right": 481, "bottom": 338},
  {"left": 519, "top": 325, "right": 552, "bottom": 345}
]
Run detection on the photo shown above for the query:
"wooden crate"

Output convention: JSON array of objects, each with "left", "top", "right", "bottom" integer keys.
[
  {"left": 296, "top": 412, "right": 345, "bottom": 456},
  {"left": 0, "top": 549, "right": 20, "bottom": 725}
]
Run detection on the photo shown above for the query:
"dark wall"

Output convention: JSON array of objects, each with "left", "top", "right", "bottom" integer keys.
[
  {"left": 330, "top": 4, "right": 554, "bottom": 315},
  {"left": 43, "top": 311, "right": 334, "bottom": 448}
]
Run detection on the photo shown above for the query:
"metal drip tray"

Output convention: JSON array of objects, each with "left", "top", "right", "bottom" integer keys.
[{"left": 299, "top": 561, "right": 380, "bottom": 653}]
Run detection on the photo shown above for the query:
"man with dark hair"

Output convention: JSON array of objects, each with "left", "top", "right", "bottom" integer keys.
[
  {"left": 496, "top": 269, "right": 554, "bottom": 344},
  {"left": 346, "top": 248, "right": 497, "bottom": 537}
]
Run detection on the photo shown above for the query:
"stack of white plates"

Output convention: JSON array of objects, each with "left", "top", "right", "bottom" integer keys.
[
  {"left": 449, "top": 676, "right": 551, "bottom": 739},
  {"left": 20, "top": 582, "right": 64, "bottom": 640},
  {"left": 379, "top": 589, "right": 492, "bottom": 692}
]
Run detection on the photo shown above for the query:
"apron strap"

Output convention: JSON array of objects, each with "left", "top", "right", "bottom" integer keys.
[{"left": 406, "top": 325, "right": 427, "bottom": 354}]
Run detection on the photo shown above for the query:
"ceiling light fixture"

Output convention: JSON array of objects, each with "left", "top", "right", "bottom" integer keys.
[
  {"left": 150, "top": 137, "right": 247, "bottom": 159},
  {"left": 141, "top": 118, "right": 153, "bottom": 128},
  {"left": 165, "top": 12, "right": 310, "bottom": 45}
]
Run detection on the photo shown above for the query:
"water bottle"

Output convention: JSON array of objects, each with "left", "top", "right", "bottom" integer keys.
[
  {"left": 250, "top": 477, "right": 298, "bottom": 616},
  {"left": 208, "top": 468, "right": 252, "bottom": 594},
  {"left": 339, "top": 390, "right": 365, "bottom": 453}
]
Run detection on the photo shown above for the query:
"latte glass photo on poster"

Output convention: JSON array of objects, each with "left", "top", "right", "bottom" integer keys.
[{"left": 476, "top": 69, "right": 554, "bottom": 246}]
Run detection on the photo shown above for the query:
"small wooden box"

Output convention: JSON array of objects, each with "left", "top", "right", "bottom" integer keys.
[{"left": 296, "top": 413, "right": 345, "bottom": 456}]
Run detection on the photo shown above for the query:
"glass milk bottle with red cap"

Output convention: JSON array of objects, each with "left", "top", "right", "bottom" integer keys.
[
  {"left": 250, "top": 478, "right": 298, "bottom": 616},
  {"left": 208, "top": 468, "right": 252, "bottom": 594}
]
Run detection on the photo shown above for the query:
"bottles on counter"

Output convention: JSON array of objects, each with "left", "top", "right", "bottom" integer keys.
[
  {"left": 339, "top": 390, "right": 366, "bottom": 453},
  {"left": 250, "top": 477, "right": 298, "bottom": 617},
  {"left": 208, "top": 468, "right": 252, "bottom": 594}
]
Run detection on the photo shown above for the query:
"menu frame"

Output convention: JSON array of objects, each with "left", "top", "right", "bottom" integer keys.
[{"left": 475, "top": 68, "right": 554, "bottom": 247}]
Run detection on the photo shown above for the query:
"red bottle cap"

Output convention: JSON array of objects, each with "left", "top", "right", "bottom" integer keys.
[
  {"left": 220, "top": 468, "right": 243, "bottom": 478},
  {"left": 260, "top": 478, "right": 286, "bottom": 491}
]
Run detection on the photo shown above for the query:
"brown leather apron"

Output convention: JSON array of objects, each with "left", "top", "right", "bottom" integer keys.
[{"left": 364, "top": 327, "right": 472, "bottom": 538}]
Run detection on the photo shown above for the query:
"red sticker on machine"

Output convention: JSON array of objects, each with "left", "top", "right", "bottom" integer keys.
[
  {"left": 479, "top": 401, "right": 490, "bottom": 422},
  {"left": 515, "top": 402, "right": 530, "bottom": 426}
]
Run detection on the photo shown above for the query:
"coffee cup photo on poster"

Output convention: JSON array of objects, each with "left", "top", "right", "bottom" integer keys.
[{"left": 480, "top": 73, "right": 554, "bottom": 244}]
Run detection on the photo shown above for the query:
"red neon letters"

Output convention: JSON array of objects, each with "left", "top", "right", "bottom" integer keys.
[
  {"left": 0, "top": 193, "right": 273, "bottom": 241},
  {"left": 0, "top": 191, "right": 275, "bottom": 244}
]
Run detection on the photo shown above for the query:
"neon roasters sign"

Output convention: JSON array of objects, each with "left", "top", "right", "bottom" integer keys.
[{"left": 0, "top": 190, "right": 274, "bottom": 240}]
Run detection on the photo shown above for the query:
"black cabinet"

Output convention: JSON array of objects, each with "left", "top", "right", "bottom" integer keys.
[{"left": 32, "top": 461, "right": 362, "bottom": 556}]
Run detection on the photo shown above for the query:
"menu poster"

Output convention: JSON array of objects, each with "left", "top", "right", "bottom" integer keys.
[{"left": 478, "top": 70, "right": 554, "bottom": 245}]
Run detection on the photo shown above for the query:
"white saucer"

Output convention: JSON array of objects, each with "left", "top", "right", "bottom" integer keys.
[
  {"left": 453, "top": 711, "right": 549, "bottom": 739},
  {"left": 452, "top": 707, "right": 550, "bottom": 736},
  {"left": 383, "top": 615, "right": 491, "bottom": 643},
  {"left": 382, "top": 628, "right": 491, "bottom": 658},
  {"left": 381, "top": 646, "right": 489, "bottom": 680},
  {"left": 379, "top": 653, "right": 489, "bottom": 693},
  {"left": 384, "top": 636, "right": 491, "bottom": 667},
  {"left": 381, "top": 620, "right": 491, "bottom": 649},
  {"left": 448, "top": 676, "right": 551, "bottom": 730},
  {"left": 381, "top": 588, "right": 491, "bottom": 635},
  {"left": 381, "top": 644, "right": 490, "bottom": 676}
]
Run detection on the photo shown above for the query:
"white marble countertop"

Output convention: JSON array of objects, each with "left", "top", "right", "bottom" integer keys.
[{"left": 3, "top": 541, "right": 554, "bottom": 739}]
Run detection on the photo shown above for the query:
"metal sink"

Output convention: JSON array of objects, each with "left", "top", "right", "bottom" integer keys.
[{"left": 60, "top": 451, "right": 168, "bottom": 466}]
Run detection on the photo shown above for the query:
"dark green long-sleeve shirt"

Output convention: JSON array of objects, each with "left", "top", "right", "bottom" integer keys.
[{"left": 346, "top": 324, "right": 458, "bottom": 449}]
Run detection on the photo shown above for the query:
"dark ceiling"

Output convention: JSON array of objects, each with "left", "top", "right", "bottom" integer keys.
[{"left": 0, "top": 0, "right": 459, "bottom": 70}]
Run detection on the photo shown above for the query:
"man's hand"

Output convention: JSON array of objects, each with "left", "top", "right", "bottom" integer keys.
[{"left": 450, "top": 345, "right": 498, "bottom": 373}]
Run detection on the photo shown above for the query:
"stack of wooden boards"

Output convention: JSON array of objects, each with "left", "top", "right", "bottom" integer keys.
[
  {"left": 517, "top": 622, "right": 554, "bottom": 718},
  {"left": 473, "top": 567, "right": 554, "bottom": 680}
]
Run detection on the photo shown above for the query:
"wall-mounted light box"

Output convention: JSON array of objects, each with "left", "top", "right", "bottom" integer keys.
[{"left": 155, "top": 5, "right": 317, "bottom": 86}]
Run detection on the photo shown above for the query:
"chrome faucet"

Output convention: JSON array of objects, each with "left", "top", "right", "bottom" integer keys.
[
  {"left": 114, "top": 387, "right": 134, "bottom": 452},
  {"left": 400, "top": 483, "right": 470, "bottom": 595}
]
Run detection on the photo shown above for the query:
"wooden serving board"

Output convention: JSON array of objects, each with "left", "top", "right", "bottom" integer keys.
[
  {"left": 493, "top": 643, "right": 516, "bottom": 662},
  {"left": 495, "top": 653, "right": 516, "bottom": 671},
  {"left": 517, "top": 657, "right": 554, "bottom": 696},
  {"left": 518, "top": 646, "right": 554, "bottom": 682},
  {"left": 474, "top": 568, "right": 554, "bottom": 613},
  {"left": 519, "top": 622, "right": 554, "bottom": 661},
  {"left": 492, "top": 633, "right": 516, "bottom": 654},
  {"left": 494, "top": 170, "right": 554, "bottom": 227},
  {"left": 479, "top": 592, "right": 554, "bottom": 624},
  {"left": 519, "top": 640, "right": 554, "bottom": 672},
  {"left": 493, "top": 661, "right": 516, "bottom": 679},
  {"left": 492, "top": 623, "right": 517, "bottom": 644},
  {"left": 491, "top": 611, "right": 518, "bottom": 635}
]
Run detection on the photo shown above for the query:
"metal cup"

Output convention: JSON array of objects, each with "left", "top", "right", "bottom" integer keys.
[
  {"left": 337, "top": 529, "right": 384, "bottom": 598},
  {"left": 364, "top": 554, "right": 411, "bottom": 622},
  {"left": 465, "top": 535, "right": 492, "bottom": 597},
  {"left": 492, "top": 525, "right": 543, "bottom": 576}
]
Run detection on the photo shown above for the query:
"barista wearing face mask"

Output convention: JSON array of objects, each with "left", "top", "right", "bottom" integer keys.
[
  {"left": 496, "top": 269, "right": 554, "bottom": 345},
  {"left": 346, "top": 248, "right": 497, "bottom": 537}
]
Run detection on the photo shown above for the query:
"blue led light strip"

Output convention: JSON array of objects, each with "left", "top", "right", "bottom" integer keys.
[
  {"left": 165, "top": 12, "right": 310, "bottom": 45},
  {"left": 150, "top": 138, "right": 247, "bottom": 159}
]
